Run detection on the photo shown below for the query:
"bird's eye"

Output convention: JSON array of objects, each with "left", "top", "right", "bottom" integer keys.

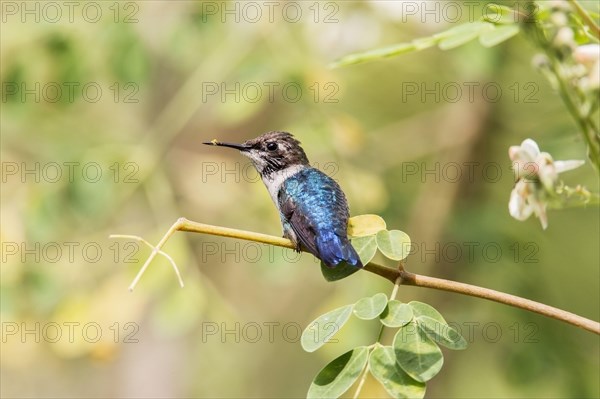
[{"left": 266, "top": 142, "right": 278, "bottom": 151}]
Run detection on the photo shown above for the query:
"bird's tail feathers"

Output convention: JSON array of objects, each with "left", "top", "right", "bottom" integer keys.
[{"left": 316, "top": 231, "right": 363, "bottom": 268}]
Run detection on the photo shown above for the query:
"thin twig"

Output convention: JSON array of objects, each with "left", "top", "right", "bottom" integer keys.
[
  {"left": 111, "top": 218, "right": 600, "bottom": 335},
  {"left": 568, "top": 0, "right": 600, "bottom": 41},
  {"left": 109, "top": 234, "right": 184, "bottom": 289},
  {"left": 112, "top": 219, "right": 185, "bottom": 291}
]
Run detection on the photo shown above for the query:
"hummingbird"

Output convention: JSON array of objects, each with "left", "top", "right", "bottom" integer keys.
[{"left": 203, "top": 131, "right": 362, "bottom": 269}]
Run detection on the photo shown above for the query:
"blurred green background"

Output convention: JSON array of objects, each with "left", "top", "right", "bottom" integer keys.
[{"left": 1, "top": 1, "right": 598, "bottom": 397}]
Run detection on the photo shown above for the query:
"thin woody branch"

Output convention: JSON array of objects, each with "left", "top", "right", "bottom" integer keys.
[
  {"left": 111, "top": 217, "right": 600, "bottom": 335},
  {"left": 398, "top": 271, "right": 600, "bottom": 335}
]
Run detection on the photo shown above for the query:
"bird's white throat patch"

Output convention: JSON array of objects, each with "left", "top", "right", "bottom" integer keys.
[{"left": 261, "top": 164, "right": 305, "bottom": 205}]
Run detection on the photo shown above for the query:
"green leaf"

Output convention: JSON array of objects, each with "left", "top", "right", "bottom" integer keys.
[
  {"left": 381, "top": 300, "right": 413, "bottom": 328},
  {"left": 302, "top": 305, "right": 353, "bottom": 352},
  {"left": 348, "top": 214, "right": 387, "bottom": 237},
  {"left": 331, "top": 42, "right": 417, "bottom": 68},
  {"left": 478, "top": 24, "right": 520, "bottom": 47},
  {"left": 320, "top": 261, "right": 361, "bottom": 282},
  {"left": 376, "top": 230, "right": 411, "bottom": 261},
  {"left": 330, "top": 33, "right": 443, "bottom": 67},
  {"left": 412, "top": 36, "right": 439, "bottom": 51},
  {"left": 331, "top": 9, "right": 518, "bottom": 69},
  {"left": 307, "top": 346, "right": 369, "bottom": 399},
  {"left": 416, "top": 316, "right": 468, "bottom": 350},
  {"left": 409, "top": 301, "right": 467, "bottom": 349},
  {"left": 353, "top": 293, "right": 388, "bottom": 320},
  {"left": 394, "top": 322, "right": 444, "bottom": 382},
  {"left": 437, "top": 22, "right": 493, "bottom": 50},
  {"left": 369, "top": 346, "right": 426, "bottom": 399},
  {"left": 351, "top": 235, "right": 378, "bottom": 265},
  {"left": 481, "top": 4, "right": 518, "bottom": 24},
  {"left": 408, "top": 301, "right": 447, "bottom": 324}
]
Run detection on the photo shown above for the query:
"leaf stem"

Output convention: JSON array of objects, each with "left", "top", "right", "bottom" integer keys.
[
  {"left": 568, "top": 0, "right": 600, "bottom": 41},
  {"left": 376, "top": 276, "right": 403, "bottom": 345},
  {"left": 547, "top": 55, "right": 600, "bottom": 170},
  {"left": 352, "top": 361, "right": 371, "bottom": 399},
  {"left": 376, "top": 276, "right": 403, "bottom": 344},
  {"left": 111, "top": 219, "right": 600, "bottom": 335},
  {"left": 390, "top": 274, "right": 402, "bottom": 301},
  {"left": 354, "top": 276, "right": 402, "bottom": 399},
  {"left": 525, "top": 8, "right": 600, "bottom": 171}
]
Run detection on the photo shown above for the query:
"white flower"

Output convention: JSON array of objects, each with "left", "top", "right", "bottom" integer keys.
[
  {"left": 573, "top": 44, "right": 600, "bottom": 65},
  {"left": 508, "top": 139, "right": 585, "bottom": 229},
  {"left": 509, "top": 180, "right": 534, "bottom": 221},
  {"left": 509, "top": 180, "right": 548, "bottom": 229},
  {"left": 509, "top": 138, "right": 540, "bottom": 180}
]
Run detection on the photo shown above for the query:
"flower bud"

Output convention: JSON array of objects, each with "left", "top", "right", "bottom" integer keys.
[{"left": 553, "top": 27, "right": 575, "bottom": 49}]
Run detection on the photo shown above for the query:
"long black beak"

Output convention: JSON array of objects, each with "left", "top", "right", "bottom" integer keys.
[{"left": 203, "top": 139, "right": 250, "bottom": 151}]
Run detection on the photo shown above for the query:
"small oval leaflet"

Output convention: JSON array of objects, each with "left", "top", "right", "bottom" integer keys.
[
  {"left": 393, "top": 322, "right": 444, "bottom": 383},
  {"left": 479, "top": 24, "right": 520, "bottom": 48},
  {"left": 417, "top": 316, "right": 468, "bottom": 350},
  {"left": 353, "top": 293, "right": 388, "bottom": 320},
  {"left": 351, "top": 235, "right": 378, "bottom": 265},
  {"left": 369, "top": 346, "right": 426, "bottom": 399},
  {"left": 376, "top": 230, "right": 411, "bottom": 261},
  {"left": 307, "top": 346, "right": 369, "bottom": 399},
  {"left": 381, "top": 300, "right": 413, "bottom": 328},
  {"left": 437, "top": 21, "right": 494, "bottom": 50},
  {"left": 482, "top": 4, "right": 518, "bottom": 25},
  {"left": 348, "top": 214, "right": 387, "bottom": 237},
  {"left": 301, "top": 305, "right": 353, "bottom": 353},
  {"left": 409, "top": 301, "right": 447, "bottom": 324}
]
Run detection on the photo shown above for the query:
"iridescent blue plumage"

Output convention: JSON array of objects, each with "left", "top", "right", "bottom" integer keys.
[
  {"left": 278, "top": 168, "right": 362, "bottom": 268},
  {"left": 203, "top": 131, "right": 362, "bottom": 269}
]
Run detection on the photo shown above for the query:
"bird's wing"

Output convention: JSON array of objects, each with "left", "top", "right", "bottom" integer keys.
[{"left": 278, "top": 186, "right": 320, "bottom": 257}]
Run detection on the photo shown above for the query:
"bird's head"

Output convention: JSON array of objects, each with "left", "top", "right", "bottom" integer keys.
[{"left": 204, "top": 131, "right": 309, "bottom": 176}]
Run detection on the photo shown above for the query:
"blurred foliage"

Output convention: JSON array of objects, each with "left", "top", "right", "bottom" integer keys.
[{"left": 1, "top": 1, "right": 599, "bottom": 398}]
